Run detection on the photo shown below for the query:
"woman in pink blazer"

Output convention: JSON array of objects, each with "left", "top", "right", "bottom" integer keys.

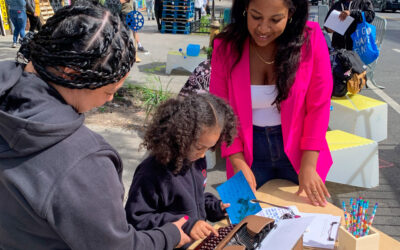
[{"left": 210, "top": 0, "right": 333, "bottom": 206}]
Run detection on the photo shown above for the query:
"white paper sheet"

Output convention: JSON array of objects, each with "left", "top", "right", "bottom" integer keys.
[
  {"left": 301, "top": 213, "right": 341, "bottom": 249},
  {"left": 256, "top": 206, "right": 300, "bottom": 223},
  {"left": 259, "top": 216, "right": 315, "bottom": 250},
  {"left": 324, "top": 10, "right": 354, "bottom": 35}
]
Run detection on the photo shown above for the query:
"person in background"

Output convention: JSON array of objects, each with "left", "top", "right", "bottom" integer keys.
[
  {"left": 120, "top": 0, "right": 147, "bottom": 63},
  {"left": 195, "top": 0, "right": 202, "bottom": 20},
  {"left": 5, "top": 0, "right": 27, "bottom": 48},
  {"left": 26, "top": 0, "right": 42, "bottom": 32},
  {"left": 154, "top": 0, "right": 163, "bottom": 31},
  {"left": 0, "top": 1, "right": 190, "bottom": 249},
  {"left": 146, "top": 0, "right": 154, "bottom": 20},
  {"left": 178, "top": 60, "right": 211, "bottom": 98},
  {"left": 210, "top": 0, "right": 333, "bottom": 206},
  {"left": 324, "top": 0, "right": 375, "bottom": 50},
  {"left": 125, "top": 94, "right": 237, "bottom": 248},
  {"left": 205, "top": 0, "right": 211, "bottom": 15}
]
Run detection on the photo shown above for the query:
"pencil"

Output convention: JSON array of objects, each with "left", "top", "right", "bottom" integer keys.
[
  {"left": 342, "top": 201, "right": 350, "bottom": 230},
  {"left": 365, "top": 203, "right": 378, "bottom": 236}
]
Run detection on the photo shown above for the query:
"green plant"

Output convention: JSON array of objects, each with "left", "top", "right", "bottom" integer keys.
[
  {"left": 114, "top": 92, "right": 124, "bottom": 101},
  {"left": 140, "top": 75, "right": 172, "bottom": 120},
  {"left": 206, "top": 46, "right": 213, "bottom": 59},
  {"left": 143, "top": 64, "right": 166, "bottom": 73},
  {"left": 97, "top": 106, "right": 107, "bottom": 113},
  {"left": 199, "top": 15, "right": 211, "bottom": 33},
  {"left": 126, "top": 83, "right": 135, "bottom": 90}
]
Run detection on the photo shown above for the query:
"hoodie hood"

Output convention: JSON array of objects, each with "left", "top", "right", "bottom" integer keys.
[{"left": 0, "top": 61, "right": 84, "bottom": 158}]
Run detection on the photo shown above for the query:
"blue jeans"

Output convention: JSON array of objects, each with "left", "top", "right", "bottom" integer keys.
[
  {"left": 9, "top": 10, "right": 26, "bottom": 43},
  {"left": 146, "top": 0, "right": 154, "bottom": 19},
  {"left": 251, "top": 125, "right": 299, "bottom": 189}
]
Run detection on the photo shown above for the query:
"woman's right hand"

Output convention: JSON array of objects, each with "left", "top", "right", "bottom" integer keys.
[
  {"left": 229, "top": 153, "right": 257, "bottom": 193},
  {"left": 236, "top": 164, "right": 257, "bottom": 193},
  {"left": 172, "top": 217, "right": 192, "bottom": 248}
]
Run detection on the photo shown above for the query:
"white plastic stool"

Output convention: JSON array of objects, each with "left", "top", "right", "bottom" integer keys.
[
  {"left": 165, "top": 51, "right": 207, "bottom": 74},
  {"left": 330, "top": 94, "right": 387, "bottom": 142},
  {"left": 326, "top": 130, "right": 379, "bottom": 188}
]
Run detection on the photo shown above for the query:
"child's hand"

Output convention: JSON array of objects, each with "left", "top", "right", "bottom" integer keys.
[
  {"left": 220, "top": 202, "right": 230, "bottom": 216},
  {"left": 190, "top": 220, "right": 219, "bottom": 240}
]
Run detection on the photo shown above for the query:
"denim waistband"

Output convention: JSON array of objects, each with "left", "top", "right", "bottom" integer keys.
[{"left": 253, "top": 124, "right": 282, "bottom": 133}]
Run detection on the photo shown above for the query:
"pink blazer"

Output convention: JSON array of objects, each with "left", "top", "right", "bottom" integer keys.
[{"left": 210, "top": 21, "right": 333, "bottom": 181}]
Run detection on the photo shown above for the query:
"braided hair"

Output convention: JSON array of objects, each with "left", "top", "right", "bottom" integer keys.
[
  {"left": 18, "top": 0, "right": 135, "bottom": 89},
  {"left": 142, "top": 93, "right": 237, "bottom": 174}
]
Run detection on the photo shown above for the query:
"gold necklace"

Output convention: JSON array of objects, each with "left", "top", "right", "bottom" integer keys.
[{"left": 253, "top": 45, "right": 275, "bottom": 65}]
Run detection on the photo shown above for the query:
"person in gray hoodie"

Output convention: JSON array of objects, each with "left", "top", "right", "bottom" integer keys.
[{"left": 0, "top": 1, "right": 190, "bottom": 249}]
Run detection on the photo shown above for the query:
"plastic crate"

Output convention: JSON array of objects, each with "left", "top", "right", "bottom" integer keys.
[
  {"left": 163, "top": 0, "right": 194, "bottom": 6},
  {"left": 163, "top": 1, "right": 194, "bottom": 10},
  {"left": 162, "top": 10, "right": 194, "bottom": 19},
  {"left": 161, "top": 20, "right": 191, "bottom": 30}
]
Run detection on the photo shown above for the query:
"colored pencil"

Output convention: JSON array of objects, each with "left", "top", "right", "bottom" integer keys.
[{"left": 365, "top": 203, "right": 378, "bottom": 236}]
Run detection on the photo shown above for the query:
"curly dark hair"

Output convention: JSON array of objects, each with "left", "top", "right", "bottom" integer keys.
[
  {"left": 142, "top": 93, "right": 237, "bottom": 174},
  {"left": 17, "top": 0, "right": 135, "bottom": 89},
  {"left": 214, "top": 0, "right": 310, "bottom": 110}
]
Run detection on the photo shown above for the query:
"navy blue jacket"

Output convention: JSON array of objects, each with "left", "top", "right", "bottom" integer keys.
[{"left": 125, "top": 155, "right": 226, "bottom": 238}]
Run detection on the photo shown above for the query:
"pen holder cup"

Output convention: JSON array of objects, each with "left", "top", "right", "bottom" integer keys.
[{"left": 338, "top": 225, "right": 379, "bottom": 250}]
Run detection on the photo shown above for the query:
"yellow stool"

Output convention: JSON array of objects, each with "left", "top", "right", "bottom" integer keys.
[
  {"left": 326, "top": 130, "right": 379, "bottom": 188},
  {"left": 330, "top": 94, "right": 387, "bottom": 142}
]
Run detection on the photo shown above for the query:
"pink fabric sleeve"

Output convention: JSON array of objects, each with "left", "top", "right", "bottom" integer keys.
[
  {"left": 209, "top": 39, "right": 244, "bottom": 158},
  {"left": 300, "top": 24, "right": 333, "bottom": 150}
]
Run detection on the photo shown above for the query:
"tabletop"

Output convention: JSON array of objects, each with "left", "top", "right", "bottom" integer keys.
[{"left": 189, "top": 179, "right": 400, "bottom": 249}]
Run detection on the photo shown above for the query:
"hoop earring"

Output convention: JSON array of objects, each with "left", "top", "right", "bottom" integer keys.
[{"left": 243, "top": 10, "right": 246, "bottom": 16}]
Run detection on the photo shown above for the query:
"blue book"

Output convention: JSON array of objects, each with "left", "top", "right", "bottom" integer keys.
[{"left": 216, "top": 171, "right": 262, "bottom": 224}]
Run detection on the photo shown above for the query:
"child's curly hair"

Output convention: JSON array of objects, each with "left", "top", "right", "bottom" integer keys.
[{"left": 142, "top": 93, "right": 237, "bottom": 174}]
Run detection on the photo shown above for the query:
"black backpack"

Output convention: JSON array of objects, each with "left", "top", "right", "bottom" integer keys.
[{"left": 330, "top": 49, "right": 367, "bottom": 97}]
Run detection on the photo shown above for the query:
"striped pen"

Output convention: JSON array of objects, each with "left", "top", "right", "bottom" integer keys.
[{"left": 364, "top": 203, "right": 378, "bottom": 236}]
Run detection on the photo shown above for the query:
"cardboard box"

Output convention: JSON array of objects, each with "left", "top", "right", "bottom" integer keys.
[{"left": 338, "top": 225, "right": 379, "bottom": 250}]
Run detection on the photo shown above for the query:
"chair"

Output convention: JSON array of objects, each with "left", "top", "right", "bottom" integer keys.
[{"left": 366, "top": 16, "right": 387, "bottom": 89}]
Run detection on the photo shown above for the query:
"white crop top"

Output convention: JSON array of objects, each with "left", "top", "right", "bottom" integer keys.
[{"left": 251, "top": 85, "right": 281, "bottom": 126}]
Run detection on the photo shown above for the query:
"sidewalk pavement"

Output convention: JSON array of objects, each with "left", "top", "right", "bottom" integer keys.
[{"left": 0, "top": 0, "right": 399, "bottom": 240}]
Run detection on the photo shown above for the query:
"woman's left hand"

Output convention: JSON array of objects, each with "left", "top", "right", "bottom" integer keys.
[{"left": 296, "top": 166, "right": 330, "bottom": 207}]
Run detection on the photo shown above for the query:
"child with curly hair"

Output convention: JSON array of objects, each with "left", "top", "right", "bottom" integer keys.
[{"left": 125, "top": 93, "right": 237, "bottom": 246}]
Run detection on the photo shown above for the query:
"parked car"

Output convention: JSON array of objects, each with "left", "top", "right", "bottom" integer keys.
[{"left": 373, "top": 0, "right": 400, "bottom": 12}]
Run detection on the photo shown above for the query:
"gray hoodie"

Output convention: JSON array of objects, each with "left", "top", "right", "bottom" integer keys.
[{"left": 0, "top": 61, "right": 180, "bottom": 250}]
